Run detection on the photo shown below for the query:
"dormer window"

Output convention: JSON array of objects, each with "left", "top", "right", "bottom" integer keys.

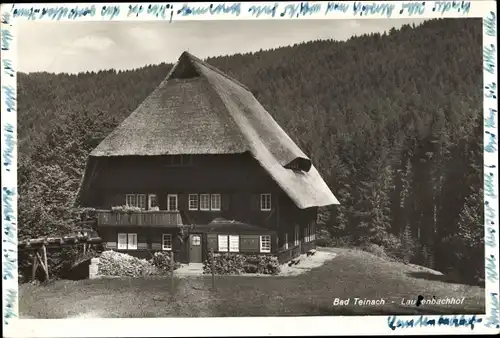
[{"left": 284, "top": 157, "right": 312, "bottom": 172}]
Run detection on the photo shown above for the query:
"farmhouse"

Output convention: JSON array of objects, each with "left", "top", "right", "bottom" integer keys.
[{"left": 75, "top": 51, "right": 339, "bottom": 264}]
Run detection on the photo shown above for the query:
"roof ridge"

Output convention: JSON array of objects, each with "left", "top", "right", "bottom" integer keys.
[{"left": 181, "top": 51, "right": 251, "bottom": 92}]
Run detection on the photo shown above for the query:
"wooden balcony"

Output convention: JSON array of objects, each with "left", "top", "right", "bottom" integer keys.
[{"left": 96, "top": 210, "right": 183, "bottom": 227}]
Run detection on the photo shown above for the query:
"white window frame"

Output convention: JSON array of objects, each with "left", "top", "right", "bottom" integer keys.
[
  {"left": 284, "top": 233, "right": 288, "bottom": 250},
  {"left": 189, "top": 194, "right": 199, "bottom": 210},
  {"left": 117, "top": 233, "right": 127, "bottom": 250},
  {"left": 127, "top": 233, "right": 138, "bottom": 250},
  {"left": 167, "top": 194, "right": 178, "bottom": 211},
  {"left": 126, "top": 194, "right": 137, "bottom": 207},
  {"left": 260, "top": 193, "right": 272, "bottom": 211},
  {"left": 260, "top": 235, "right": 271, "bottom": 253},
  {"left": 148, "top": 194, "right": 158, "bottom": 210},
  {"left": 218, "top": 234, "right": 228, "bottom": 252},
  {"left": 211, "top": 194, "right": 221, "bottom": 211},
  {"left": 229, "top": 235, "right": 239, "bottom": 252},
  {"left": 162, "top": 234, "right": 172, "bottom": 251},
  {"left": 200, "top": 194, "right": 210, "bottom": 211},
  {"left": 137, "top": 194, "right": 146, "bottom": 210},
  {"left": 191, "top": 234, "right": 201, "bottom": 246},
  {"left": 118, "top": 233, "right": 137, "bottom": 250}
]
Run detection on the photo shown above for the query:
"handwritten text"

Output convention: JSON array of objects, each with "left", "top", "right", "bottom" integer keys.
[
  {"left": 353, "top": 2, "right": 395, "bottom": 18},
  {"left": 387, "top": 314, "right": 482, "bottom": 331}
]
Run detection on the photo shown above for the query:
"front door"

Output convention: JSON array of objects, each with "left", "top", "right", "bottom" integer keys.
[{"left": 189, "top": 234, "right": 202, "bottom": 263}]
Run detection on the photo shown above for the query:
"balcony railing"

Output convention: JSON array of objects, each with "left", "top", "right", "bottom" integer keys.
[{"left": 96, "top": 210, "right": 183, "bottom": 227}]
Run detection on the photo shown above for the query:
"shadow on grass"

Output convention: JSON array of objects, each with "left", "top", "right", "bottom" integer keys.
[
  {"left": 300, "top": 304, "right": 402, "bottom": 316},
  {"left": 406, "top": 271, "right": 485, "bottom": 288},
  {"left": 300, "top": 303, "right": 481, "bottom": 317}
]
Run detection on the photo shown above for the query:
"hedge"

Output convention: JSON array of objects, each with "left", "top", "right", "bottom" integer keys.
[
  {"left": 203, "top": 252, "right": 280, "bottom": 275},
  {"left": 151, "top": 251, "right": 181, "bottom": 272}
]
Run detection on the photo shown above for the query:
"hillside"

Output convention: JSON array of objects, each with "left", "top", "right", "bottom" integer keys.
[
  {"left": 19, "top": 248, "right": 484, "bottom": 318},
  {"left": 17, "top": 18, "right": 484, "bottom": 283}
]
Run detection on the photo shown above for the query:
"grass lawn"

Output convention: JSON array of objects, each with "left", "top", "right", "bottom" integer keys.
[{"left": 19, "top": 248, "right": 485, "bottom": 318}]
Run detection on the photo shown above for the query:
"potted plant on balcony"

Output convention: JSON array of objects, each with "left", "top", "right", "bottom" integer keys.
[
  {"left": 111, "top": 205, "right": 142, "bottom": 214},
  {"left": 111, "top": 205, "right": 142, "bottom": 223}
]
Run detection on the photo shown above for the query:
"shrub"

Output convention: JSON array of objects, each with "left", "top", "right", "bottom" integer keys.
[
  {"left": 361, "top": 243, "right": 387, "bottom": 258},
  {"left": 316, "top": 234, "right": 353, "bottom": 248},
  {"left": 315, "top": 237, "right": 334, "bottom": 247},
  {"left": 203, "top": 253, "right": 280, "bottom": 275},
  {"left": 378, "top": 233, "right": 403, "bottom": 259},
  {"left": 203, "top": 253, "right": 246, "bottom": 275},
  {"left": 98, "top": 250, "right": 158, "bottom": 277},
  {"left": 151, "top": 251, "right": 181, "bottom": 272}
]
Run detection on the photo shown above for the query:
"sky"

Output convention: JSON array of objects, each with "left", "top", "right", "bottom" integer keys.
[{"left": 18, "top": 19, "right": 428, "bottom": 74}]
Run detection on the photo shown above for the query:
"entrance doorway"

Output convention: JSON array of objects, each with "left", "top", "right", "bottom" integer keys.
[{"left": 189, "top": 234, "right": 202, "bottom": 263}]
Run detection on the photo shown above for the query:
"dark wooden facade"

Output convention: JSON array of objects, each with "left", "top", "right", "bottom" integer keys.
[{"left": 91, "top": 153, "right": 317, "bottom": 263}]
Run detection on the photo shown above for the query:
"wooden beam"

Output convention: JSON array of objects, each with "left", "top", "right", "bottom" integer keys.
[
  {"left": 35, "top": 252, "right": 47, "bottom": 276},
  {"left": 42, "top": 245, "right": 49, "bottom": 280},
  {"left": 32, "top": 253, "right": 38, "bottom": 281}
]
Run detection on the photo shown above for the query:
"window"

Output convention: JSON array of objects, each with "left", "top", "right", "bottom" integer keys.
[
  {"left": 294, "top": 225, "right": 299, "bottom": 246},
  {"left": 162, "top": 234, "right": 172, "bottom": 251},
  {"left": 118, "top": 233, "right": 127, "bottom": 249},
  {"left": 284, "top": 233, "right": 288, "bottom": 250},
  {"left": 137, "top": 194, "right": 146, "bottom": 210},
  {"left": 260, "top": 194, "right": 272, "bottom": 211},
  {"left": 165, "top": 155, "right": 192, "bottom": 166},
  {"left": 126, "top": 194, "right": 155, "bottom": 210},
  {"left": 200, "top": 194, "right": 210, "bottom": 211},
  {"left": 126, "top": 194, "right": 137, "bottom": 207},
  {"left": 260, "top": 235, "right": 271, "bottom": 253},
  {"left": 198, "top": 194, "right": 220, "bottom": 211},
  {"left": 311, "top": 223, "right": 316, "bottom": 240},
  {"left": 191, "top": 235, "right": 201, "bottom": 246},
  {"left": 211, "top": 194, "right": 221, "bottom": 211},
  {"left": 229, "top": 235, "right": 239, "bottom": 252},
  {"left": 118, "top": 233, "right": 137, "bottom": 250},
  {"left": 304, "top": 226, "right": 309, "bottom": 243},
  {"left": 167, "top": 194, "right": 178, "bottom": 211},
  {"left": 218, "top": 235, "right": 228, "bottom": 252},
  {"left": 171, "top": 155, "right": 183, "bottom": 166},
  {"left": 128, "top": 233, "right": 137, "bottom": 250},
  {"left": 189, "top": 194, "right": 199, "bottom": 210},
  {"left": 148, "top": 194, "right": 158, "bottom": 210}
]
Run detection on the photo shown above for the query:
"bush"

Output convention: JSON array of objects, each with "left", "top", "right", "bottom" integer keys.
[
  {"left": 203, "top": 253, "right": 280, "bottom": 275},
  {"left": 378, "top": 233, "right": 403, "bottom": 259},
  {"left": 315, "top": 237, "right": 334, "bottom": 247},
  {"left": 203, "top": 253, "right": 246, "bottom": 275},
  {"left": 151, "top": 251, "right": 181, "bottom": 272},
  {"left": 361, "top": 243, "right": 387, "bottom": 258},
  {"left": 356, "top": 231, "right": 419, "bottom": 264},
  {"left": 98, "top": 250, "right": 159, "bottom": 277}
]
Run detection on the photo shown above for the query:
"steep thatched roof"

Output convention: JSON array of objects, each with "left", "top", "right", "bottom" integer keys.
[{"left": 77, "top": 52, "right": 339, "bottom": 209}]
